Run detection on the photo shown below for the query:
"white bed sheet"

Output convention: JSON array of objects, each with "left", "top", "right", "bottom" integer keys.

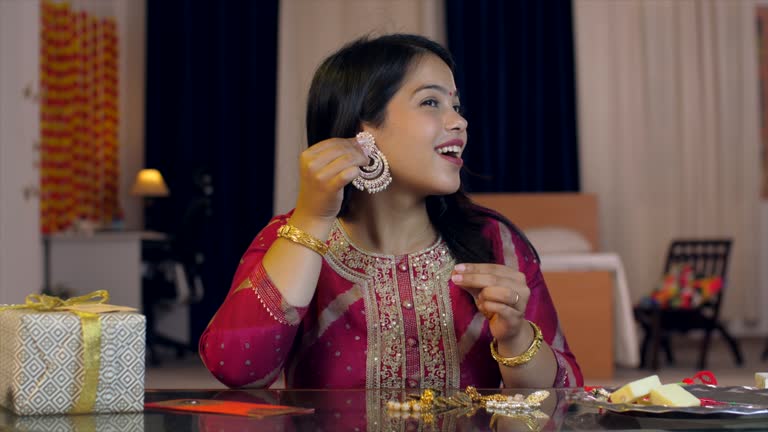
[{"left": 539, "top": 252, "right": 640, "bottom": 368}]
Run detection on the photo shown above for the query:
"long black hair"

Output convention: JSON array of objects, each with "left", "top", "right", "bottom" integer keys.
[{"left": 306, "top": 34, "right": 530, "bottom": 264}]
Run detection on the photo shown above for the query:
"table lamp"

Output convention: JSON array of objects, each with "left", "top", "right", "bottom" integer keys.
[
  {"left": 131, "top": 168, "right": 169, "bottom": 231},
  {"left": 131, "top": 168, "right": 169, "bottom": 197}
]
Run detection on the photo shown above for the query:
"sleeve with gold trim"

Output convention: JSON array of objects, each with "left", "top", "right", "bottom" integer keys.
[{"left": 199, "top": 213, "right": 307, "bottom": 388}]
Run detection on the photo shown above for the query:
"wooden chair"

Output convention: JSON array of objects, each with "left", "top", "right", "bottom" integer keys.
[{"left": 634, "top": 239, "right": 743, "bottom": 370}]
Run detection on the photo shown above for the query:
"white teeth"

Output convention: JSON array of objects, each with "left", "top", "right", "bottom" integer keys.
[{"left": 436, "top": 145, "right": 461, "bottom": 154}]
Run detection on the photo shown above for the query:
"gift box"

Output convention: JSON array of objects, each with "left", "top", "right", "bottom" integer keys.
[{"left": 0, "top": 291, "right": 146, "bottom": 415}]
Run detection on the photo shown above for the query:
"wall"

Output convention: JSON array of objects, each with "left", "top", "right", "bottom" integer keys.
[
  {"left": 0, "top": 0, "right": 42, "bottom": 305},
  {"left": 0, "top": 0, "right": 147, "bottom": 306},
  {"left": 115, "top": 0, "right": 146, "bottom": 231}
]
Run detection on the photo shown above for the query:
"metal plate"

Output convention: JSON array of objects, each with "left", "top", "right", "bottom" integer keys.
[{"left": 569, "top": 385, "right": 768, "bottom": 418}]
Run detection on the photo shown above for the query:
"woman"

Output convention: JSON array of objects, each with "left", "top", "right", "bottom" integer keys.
[{"left": 199, "top": 34, "right": 583, "bottom": 389}]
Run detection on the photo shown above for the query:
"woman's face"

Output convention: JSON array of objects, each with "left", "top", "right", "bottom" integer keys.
[{"left": 366, "top": 54, "right": 468, "bottom": 197}]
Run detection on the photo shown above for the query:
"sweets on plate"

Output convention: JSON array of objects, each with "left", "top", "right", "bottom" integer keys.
[
  {"left": 649, "top": 384, "right": 701, "bottom": 407},
  {"left": 755, "top": 373, "right": 768, "bottom": 389},
  {"left": 608, "top": 374, "right": 707, "bottom": 408},
  {"left": 609, "top": 375, "right": 661, "bottom": 404}
]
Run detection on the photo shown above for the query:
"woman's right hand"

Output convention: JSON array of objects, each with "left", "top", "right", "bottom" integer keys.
[
  {"left": 294, "top": 137, "right": 369, "bottom": 224},
  {"left": 262, "top": 137, "right": 367, "bottom": 307}
]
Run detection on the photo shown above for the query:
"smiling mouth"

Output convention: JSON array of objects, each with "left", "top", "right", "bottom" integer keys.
[{"left": 435, "top": 145, "right": 462, "bottom": 159}]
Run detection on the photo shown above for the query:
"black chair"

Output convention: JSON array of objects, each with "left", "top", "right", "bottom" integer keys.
[{"left": 634, "top": 239, "right": 743, "bottom": 370}]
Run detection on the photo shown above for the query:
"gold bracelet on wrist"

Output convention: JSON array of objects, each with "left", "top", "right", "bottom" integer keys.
[
  {"left": 490, "top": 320, "right": 543, "bottom": 367},
  {"left": 277, "top": 224, "right": 329, "bottom": 256}
]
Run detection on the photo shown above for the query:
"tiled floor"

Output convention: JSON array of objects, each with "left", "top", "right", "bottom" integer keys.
[{"left": 145, "top": 336, "right": 768, "bottom": 390}]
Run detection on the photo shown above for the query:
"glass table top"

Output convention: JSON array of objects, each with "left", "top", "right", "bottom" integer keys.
[{"left": 2, "top": 387, "right": 768, "bottom": 431}]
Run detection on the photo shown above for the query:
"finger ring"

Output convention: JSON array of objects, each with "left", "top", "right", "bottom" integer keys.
[{"left": 512, "top": 292, "right": 520, "bottom": 306}]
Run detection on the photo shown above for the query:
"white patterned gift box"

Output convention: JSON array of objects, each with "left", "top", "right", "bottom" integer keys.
[{"left": 0, "top": 306, "right": 146, "bottom": 415}]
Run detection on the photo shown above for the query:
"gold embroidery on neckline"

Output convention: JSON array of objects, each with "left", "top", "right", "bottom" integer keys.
[{"left": 326, "top": 221, "right": 460, "bottom": 389}]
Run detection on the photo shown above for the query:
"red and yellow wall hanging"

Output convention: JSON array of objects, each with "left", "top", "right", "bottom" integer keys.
[{"left": 40, "top": 0, "right": 121, "bottom": 234}]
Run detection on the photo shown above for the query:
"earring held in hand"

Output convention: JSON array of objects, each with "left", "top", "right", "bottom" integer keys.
[{"left": 352, "top": 131, "right": 392, "bottom": 193}]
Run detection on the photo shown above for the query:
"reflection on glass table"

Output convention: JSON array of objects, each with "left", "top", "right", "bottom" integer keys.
[{"left": 2, "top": 386, "right": 768, "bottom": 431}]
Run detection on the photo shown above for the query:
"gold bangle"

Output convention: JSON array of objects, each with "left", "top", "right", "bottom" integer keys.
[
  {"left": 490, "top": 320, "right": 543, "bottom": 367},
  {"left": 277, "top": 224, "right": 329, "bottom": 256}
]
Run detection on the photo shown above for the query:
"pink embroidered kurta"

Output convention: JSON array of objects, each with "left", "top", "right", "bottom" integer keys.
[{"left": 200, "top": 212, "right": 583, "bottom": 389}]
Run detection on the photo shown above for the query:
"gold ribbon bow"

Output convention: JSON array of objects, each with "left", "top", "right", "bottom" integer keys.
[{"left": 0, "top": 290, "right": 110, "bottom": 413}]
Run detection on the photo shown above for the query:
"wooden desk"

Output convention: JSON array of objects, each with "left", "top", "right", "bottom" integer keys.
[
  {"left": 540, "top": 252, "right": 640, "bottom": 371},
  {"left": 546, "top": 271, "right": 614, "bottom": 381}
]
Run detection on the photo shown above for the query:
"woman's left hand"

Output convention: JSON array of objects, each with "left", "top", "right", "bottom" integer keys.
[{"left": 451, "top": 263, "right": 530, "bottom": 344}]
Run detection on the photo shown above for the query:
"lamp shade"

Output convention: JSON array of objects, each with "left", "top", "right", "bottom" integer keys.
[{"left": 131, "top": 168, "right": 169, "bottom": 197}]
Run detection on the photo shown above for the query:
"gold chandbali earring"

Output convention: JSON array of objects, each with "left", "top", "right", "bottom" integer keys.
[{"left": 353, "top": 131, "right": 392, "bottom": 193}]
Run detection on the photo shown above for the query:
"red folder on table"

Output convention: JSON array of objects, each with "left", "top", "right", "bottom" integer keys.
[{"left": 145, "top": 399, "right": 314, "bottom": 418}]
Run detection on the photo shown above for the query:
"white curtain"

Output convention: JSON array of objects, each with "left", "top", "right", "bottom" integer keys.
[
  {"left": 274, "top": 0, "right": 445, "bottom": 214},
  {"left": 574, "top": 0, "right": 761, "bottom": 325}
]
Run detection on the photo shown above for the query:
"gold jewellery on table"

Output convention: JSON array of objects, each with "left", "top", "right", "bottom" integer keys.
[
  {"left": 386, "top": 386, "right": 550, "bottom": 413},
  {"left": 277, "top": 224, "right": 329, "bottom": 256},
  {"left": 490, "top": 320, "right": 543, "bottom": 367},
  {"left": 386, "top": 386, "right": 550, "bottom": 431}
]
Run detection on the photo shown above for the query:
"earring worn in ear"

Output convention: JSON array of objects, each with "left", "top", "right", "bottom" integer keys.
[{"left": 352, "top": 131, "right": 392, "bottom": 193}]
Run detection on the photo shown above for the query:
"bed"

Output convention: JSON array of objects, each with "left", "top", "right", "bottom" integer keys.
[{"left": 470, "top": 192, "right": 640, "bottom": 381}]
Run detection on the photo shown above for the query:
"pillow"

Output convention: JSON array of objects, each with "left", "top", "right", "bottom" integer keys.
[
  {"left": 523, "top": 227, "right": 592, "bottom": 254},
  {"left": 641, "top": 264, "right": 723, "bottom": 309}
]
